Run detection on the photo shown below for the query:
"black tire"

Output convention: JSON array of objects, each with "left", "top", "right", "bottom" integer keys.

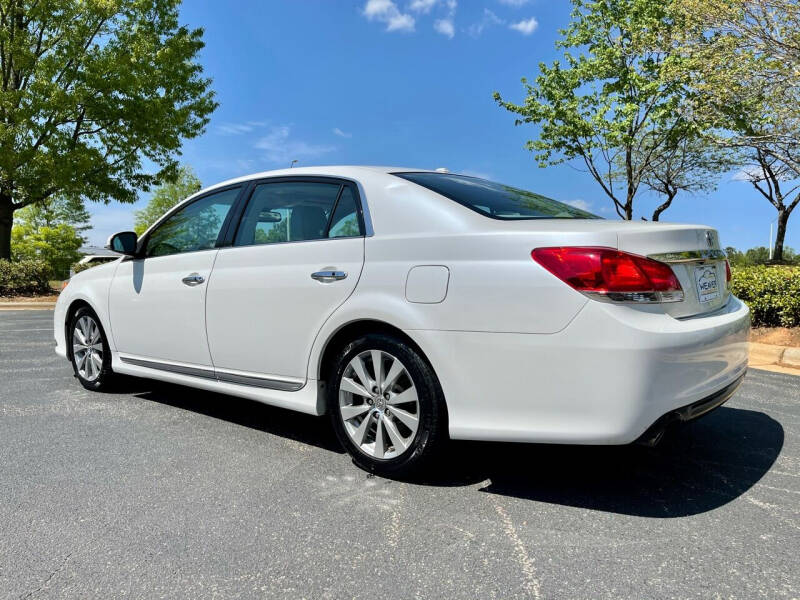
[
  {"left": 68, "top": 306, "right": 116, "bottom": 391},
  {"left": 327, "top": 333, "right": 447, "bottom": 477}
]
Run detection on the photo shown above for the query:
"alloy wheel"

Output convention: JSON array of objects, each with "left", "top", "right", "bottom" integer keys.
[
  {"left": 338, "top": 349, "right": 420, "bottom": 459},
  {"left": 72, "top": 315, "right": 104, "bottom": 382}
]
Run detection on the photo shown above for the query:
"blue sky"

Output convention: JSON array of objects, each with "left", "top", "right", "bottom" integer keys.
[{"left": 86, "top": 0, "right": 797, "bottom": 252}]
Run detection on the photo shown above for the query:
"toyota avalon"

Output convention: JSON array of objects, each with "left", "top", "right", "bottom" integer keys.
[{"left": 54, "top": 166, "right": 750, "bottom": 475}]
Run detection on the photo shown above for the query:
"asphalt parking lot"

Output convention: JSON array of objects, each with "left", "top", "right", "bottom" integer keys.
[{"left": 0, "top": 310, "right": 798, "bottom": 599}]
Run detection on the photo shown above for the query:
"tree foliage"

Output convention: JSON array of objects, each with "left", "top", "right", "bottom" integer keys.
[
  {"left": 11, "top": 193, "right": 89, "bottom": 277},
  {"left": 494, "top": 0, "right": 713, "bottom": 220},
  {"left": 14, "top": 195, "right": 91, "bottom": 238},
  {"left": 675, "top": 0, "right": 800, "bottom": 261},
  {"left": 11, "top": 221, "right": 81, "bottom": 278},
  {"left": 635, "top": 133, "right": 736, "bottom": 220},
  {"left": 0, "top": 0, "right": 217, "bottom": 259},
  {"left": 133, "top": 164, "right": 201, "bottom": 235}
]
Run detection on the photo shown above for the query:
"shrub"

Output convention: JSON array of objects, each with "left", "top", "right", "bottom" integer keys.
[
  {"left": 729, "top": 265, "right": 800, "bottom": 327},
  {"left": 0, "top": 259, "right": 54, "bottom": 297}
]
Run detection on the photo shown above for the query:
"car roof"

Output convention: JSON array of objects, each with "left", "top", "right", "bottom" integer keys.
[{"left": 191, "top": 166, "right": 438, "bottom": 197}]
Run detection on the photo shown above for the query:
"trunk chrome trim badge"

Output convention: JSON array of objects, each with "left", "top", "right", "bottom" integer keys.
[{"left": 647, "top": 249, "right": 726, "bottom": 264}]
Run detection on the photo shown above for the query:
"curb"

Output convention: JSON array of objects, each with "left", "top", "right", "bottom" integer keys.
[
  {"left": 0, "top": 302, "right": 56, "bottom": 310},
  {"left": 750, "top": 341, "right": 800, "bottom": 372}
]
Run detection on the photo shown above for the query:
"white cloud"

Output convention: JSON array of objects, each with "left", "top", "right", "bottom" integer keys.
[
  {"left": 509, "top": 17, "right": 538, "bottom": 35},
  {"left": 255, "top": 125, "right": 336, "bottom": 165},
  {"left": 434, "top": 18, "right": 455, "bottom": 38},
  {"left": 566, "top": 199, "right": 592, "bottom": 211},
  {"left": 217, "top": 123, "right": 254, "bottom": 135},
  {"left": 332, "top": 127, "right": 352, "bottom": 139},
  {"left": 468, "top": 9, "right": 503, "bottom": 37},
  {"left": 732, "top": 166, "right": 764, "bottom": 182},
  {"left": 363, "top": 0, "right": 415, "bottom": 32},
  {"left": 409, "top": 0, "right": 437, "bottom": 13},
  {"left": 216, "top": 121, "right": 269, "bottom": 136},
  {"left": 498, "top": 0, "right": 529, "bottom": 6}
]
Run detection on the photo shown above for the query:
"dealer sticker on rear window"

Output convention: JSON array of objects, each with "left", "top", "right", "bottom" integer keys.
[{"left": 694, "top": 265, "right": 720, "bottom": 303}]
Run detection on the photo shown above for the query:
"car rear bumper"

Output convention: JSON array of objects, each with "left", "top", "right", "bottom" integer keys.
[
  {"left": 412, "top": 295, "right": 750, "bottom": 444},
  {"left": 634, "top": 373, "right": 745, "bottom": 446}
]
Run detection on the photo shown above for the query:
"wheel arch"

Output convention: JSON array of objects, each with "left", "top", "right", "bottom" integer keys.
[
  {"left": 63, "top": 298, "right": 96, "bottom": 361},
  {"left": 315, "top": 319, "right": 448, "bottom": 418}
]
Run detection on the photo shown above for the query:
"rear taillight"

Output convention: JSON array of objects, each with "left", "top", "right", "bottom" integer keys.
[
  {"left": 531, "top": 247, "right": 684, "bottom": 303},
  {"left": 725, "top": 260, "right": 731, "bottom": 282}
]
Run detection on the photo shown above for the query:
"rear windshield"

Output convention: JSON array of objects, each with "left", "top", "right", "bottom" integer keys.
[{"left": 393, "top": 172, "right": 600, "bottom": 220}]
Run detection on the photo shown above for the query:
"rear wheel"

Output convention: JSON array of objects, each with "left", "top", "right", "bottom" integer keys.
[
  {"left": 327, "top": 333, "right": 447, "bottom": 476},
  {"left": 69, "top": 307, "right": 115, "bottom": 391}
]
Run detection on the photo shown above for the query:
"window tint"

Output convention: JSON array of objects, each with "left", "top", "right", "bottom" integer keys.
[
  {"left": 328, "top": 187, "right": 363, "bottom": 238},
  {"left": 393, "top": 172, "right": 601, "bottom": 220},
  {"left": 145, "top": 187, "right": 239, "bottom": 258},
  {"left": 234, "top": 181, "right": 362, "bottom": 246}
]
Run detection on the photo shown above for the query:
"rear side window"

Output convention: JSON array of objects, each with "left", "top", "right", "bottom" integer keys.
[
  {"left": 393, "top": 172, "right": 600, "bottom": 220},
  {"left": 328, "top": 188, "right": 363, "bottom": 238},
  {"left": 234, "top": 181, "right": 363, "bottom": 246}
]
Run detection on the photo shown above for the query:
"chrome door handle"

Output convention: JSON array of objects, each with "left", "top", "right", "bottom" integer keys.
[
  {"left": 182, "top": 273, "right": 205, "bottom": 286},
  {"left": 311, "top": 270, "right": 347, "bottom": 283}
]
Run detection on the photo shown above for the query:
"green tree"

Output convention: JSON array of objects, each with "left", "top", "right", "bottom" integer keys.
[
  {"left": 635, "top": 133, "right": 736, "bottom": 221},
  {"left": 725, "top": 246, "right": 745, "bottom": 267},
  {"left": 494, "top": 0, "right": 699, "bottom": 220},
  {"left": 675, "top": 0, "right": 800, "bottom": 261},
  {"left": 14, "top": 196, "right": 91, "bottom": 240},
  {"left": 0, "top": 0, "right": 217, "bottom": 260},
  {"left": 133, "top": 165, "right": 202, "bottom": 235},
  {"left": 11, "top": 222, "right": 81, "bottom": 278}
]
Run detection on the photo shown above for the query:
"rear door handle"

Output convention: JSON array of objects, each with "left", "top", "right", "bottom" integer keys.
[
  {"left": 182, "top": 273, "right": 205, "bottom": 286},
  {"left": 311, "top": 270, "right": 347, "bottom": 283}
]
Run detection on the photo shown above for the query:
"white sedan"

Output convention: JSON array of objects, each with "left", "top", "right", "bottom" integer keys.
[{"left": 54, "top": 166, "right": 750, "bottom": 475}]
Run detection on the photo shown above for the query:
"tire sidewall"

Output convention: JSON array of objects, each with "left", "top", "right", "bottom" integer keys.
[
  {"left": 69, "top": 306, "right": 113, "bottom": 391},
  {"left": 327, "top": 333, "right": 446, "bottom": 476}
]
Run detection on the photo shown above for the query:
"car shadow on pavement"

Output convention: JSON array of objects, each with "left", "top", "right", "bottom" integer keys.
[
  {"left": 424, "top": 407, "right": 784, "bottom": 518},
  {"left": 115, "top": 377, "right": 344, "bottom": 454},
  {"left": 117, "top": 377, "right": 783, "bottom": 518}
]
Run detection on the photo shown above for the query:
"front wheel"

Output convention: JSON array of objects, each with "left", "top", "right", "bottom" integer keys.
[
  {"left": 69, "top": 306, "right": 116, "bottom": 391},
  {"left": 327, "top": 333, "right": 447, "bottom": 477}
]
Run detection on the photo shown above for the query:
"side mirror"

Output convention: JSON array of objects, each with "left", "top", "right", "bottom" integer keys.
[{"left": 106, "top": 231, "right": 138, "bottom": 256}]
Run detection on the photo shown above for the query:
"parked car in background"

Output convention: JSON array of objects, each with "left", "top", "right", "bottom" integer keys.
[
  {"left": 53, "top": 166, "right": 750, "bottom": 475},
  {"left": 75, "top": 254, "right": 118, "bottom": 269},
  {"left": 69, "top": 248, "right": 121, "bottom": 278}
]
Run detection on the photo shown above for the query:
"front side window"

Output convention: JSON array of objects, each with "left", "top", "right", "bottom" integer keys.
[
  {"left": 394, "top": 172, "right": 601, "bottom": 220},
  {"left": 145, "top": 187, "right": 239, "bottom": 258},
  {"left": 234, "top": 181, "right": 363, "bottom": 246}
]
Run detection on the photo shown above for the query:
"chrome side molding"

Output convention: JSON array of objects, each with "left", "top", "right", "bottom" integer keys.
[
  {"left": 119, "top": 356, "right": 304, "bottom": 391},
  {"left": 120, "top": 355, "right": 216, "bottom": 379},
  {"left": 216, "top": 370, "right": 304, "bottom": 392}
]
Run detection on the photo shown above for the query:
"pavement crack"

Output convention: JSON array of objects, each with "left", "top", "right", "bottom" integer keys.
[{"left": 19, "top": 551, "right": 73, "bottom": 600}]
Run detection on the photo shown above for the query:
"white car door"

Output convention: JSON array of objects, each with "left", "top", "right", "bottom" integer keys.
[
  {"left": 108, "top": 186, "right": 242, "bottom": 370},
  {"left": 205, "top": 178, "right": 366, "bottom": 388}
]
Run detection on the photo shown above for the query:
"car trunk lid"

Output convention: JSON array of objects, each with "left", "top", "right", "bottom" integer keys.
[{"left": 616, "top": 225, "right": 729, "bottom": 318}]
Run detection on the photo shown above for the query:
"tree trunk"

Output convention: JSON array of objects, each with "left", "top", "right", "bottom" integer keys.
[
  {"left": 772, "top": 208, "right": 789, "bottom": 263},
  {"left": 0, "top": 196, "right": 13, "bottom": 261},
  {"left": 651, "top": 192, "right": 676, "bottom": 222},
  {"left": 623, "top": 197, "right": 634, "bottom": 220}
]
